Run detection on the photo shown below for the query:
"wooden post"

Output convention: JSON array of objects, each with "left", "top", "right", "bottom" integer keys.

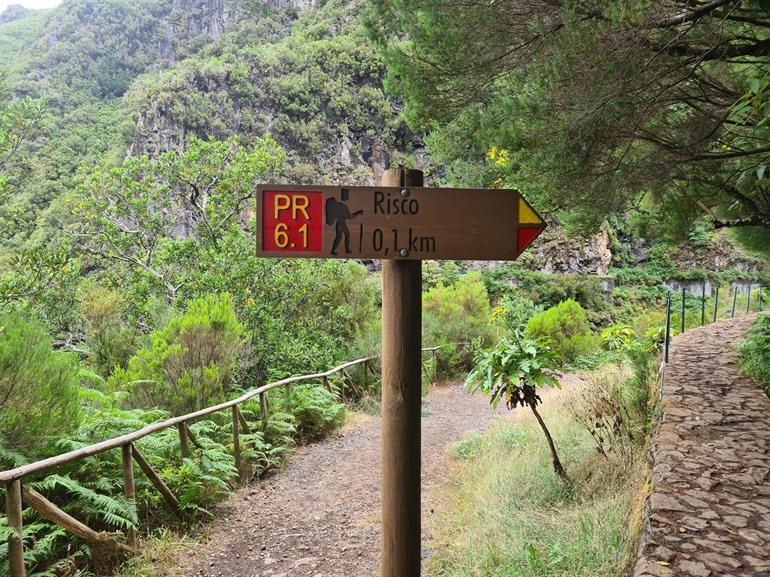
[
  {"left": 178, "top": 423, "right": 190, "bottom": 458},
  {"left": 432, "top": 349, "right": 438, "bottom": 384},
  {"left": 232, "top": 406, "right": 241, "bottom": 479},
  {"left": 236, "top": 406, "right": 252, "bottom": 435},
  {"left": 381, "top": 167, "right": 423, "bottom": 577},
  {"left": 363, "top": 361, "right": 369, "bottom": 388},
  {"left": 132, "top": 446, "right": 180, "bottom": 514},
  {"left": 21, "top": 486, "right": 131, "bottom": 554},
  {"left": 713, "top": 286, "right": 719, "bottom": 323},
  {"left": 121, "top": 444, "right": 136, "bottom": 548},
  {"left": 184, "top": 422, "right": 203, "bottom": 450},
  {"left": 701, "top": 282, "right": 706, "bottom": 326},
  {"left": 6, "top": 479, "right": 25, "bottom": 577},
  {"left": 260, "top": 391, "right": 268, "bottom": 430},
  {"left": 760, "top": 286, "right": 763, "bottom": 312}
]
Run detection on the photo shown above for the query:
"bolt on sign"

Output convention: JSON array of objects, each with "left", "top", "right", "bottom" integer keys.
[{"left": 256, "top": 185, "right": 546, "bottom": 260}]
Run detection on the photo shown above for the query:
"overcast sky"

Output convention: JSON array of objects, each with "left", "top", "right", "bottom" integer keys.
[{"left": 0, "top": 0, "right": 61, "bottom": 13}]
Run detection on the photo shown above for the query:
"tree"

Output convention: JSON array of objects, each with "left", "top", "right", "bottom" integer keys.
[
  {"left": 71, "top": 135, "right": 284, "bottom": 299},
  {"left": 110, "top": 293, "right": 246, "bottom": 415},
  {"left": 0, "top": 313, "right": 82, "bottom": 449},
  {"left": 368, "top": 0, "right": 770, "bottom": 236},
  {"left": 0, "top": 72, "right": 43, "bottom": 175},
  {"left": 465, "top": 332, "right": 569, "bottom": 483}
]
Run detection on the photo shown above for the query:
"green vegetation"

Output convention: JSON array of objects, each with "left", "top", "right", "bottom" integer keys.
[
  {"left": 0, "top": 314, "right": 81, "bottom": 448},
  {"left": 423, "top": 271, "right": 493, "bottom": 375},
  {"left": 466, "top": 333, "right": 568, "bottom": 482},
  {"left": 428, "top": 359, "right": 653, "bottom": 577},
  {"left": 739, "top": 314, "right": 770, "bottom": 398},
  {"left": 368, "top": 1, "right": 770, "bottom": 239},
  {"left": 525, "top": 300, "right": 596, "bottom": 364},
  {"left": 112, "top": 293, "right": 246, "bottom": 415},
  {"left": 0, "top": 0, "right": 768, "bottom": 574}
]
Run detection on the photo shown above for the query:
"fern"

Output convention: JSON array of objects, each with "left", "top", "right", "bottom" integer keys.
[
  {"left": 0, "top": 436, "right": 30, "bottom": 469},
  {"left": 31, "top": 475, "right": 138, "bottom": 530}
]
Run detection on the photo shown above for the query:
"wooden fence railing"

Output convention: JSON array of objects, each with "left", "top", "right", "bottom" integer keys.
[{"left": 1, "top": 346, "right": 443, "bottom": 577}]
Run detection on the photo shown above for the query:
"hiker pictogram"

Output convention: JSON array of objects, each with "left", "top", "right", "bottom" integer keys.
[{"left": 325, "top": 188, "right": 364, "bottom": 255}]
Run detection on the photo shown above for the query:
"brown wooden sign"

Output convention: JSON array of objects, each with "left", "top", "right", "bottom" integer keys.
[{"left": 256, "top": 185, "right": 546, "bottom": 260}]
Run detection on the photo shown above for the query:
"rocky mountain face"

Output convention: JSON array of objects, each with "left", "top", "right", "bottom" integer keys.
[
  {"left": 125, "top": 0, "right": 420, "bottom": 185},
  {"left": 0, "top": 4, "right": 30, "bottom": 25}
]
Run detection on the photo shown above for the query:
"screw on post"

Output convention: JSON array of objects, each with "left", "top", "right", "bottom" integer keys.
[
  {"left": 664, "top": 293, "right": 672, "bottom": 364},
  {"left": 731, "top": 285, "right": 738, "bottom": 318}
]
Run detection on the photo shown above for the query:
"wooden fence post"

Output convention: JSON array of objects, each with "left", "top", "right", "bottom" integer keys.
[
  {"left": 132, "top": 446, "right": 180, "bottom": 514},
  {"left": 121, "top": 444, "right": 136, "bottom": 547},
  {"left": 260, "top": 391, "right": 268, "bottom": 430},
  {"left": 236, "top": 406, "right": 252, "bottom": 435},
  {"left": 6, "top": 479, "right": 25, "bottom": 577},
  {"left": 232, "top": 406, "right": 241, "bottom": 479},
  {"left": 713, "top": 286, "right": 719, "bottom": 323},
  {"left": 178, "top": 423, "right": 190, "bottom": 458}
]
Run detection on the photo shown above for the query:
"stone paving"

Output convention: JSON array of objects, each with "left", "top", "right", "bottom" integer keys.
[{"left": 633, "top": 315, "right": 770, "bottom": 577}]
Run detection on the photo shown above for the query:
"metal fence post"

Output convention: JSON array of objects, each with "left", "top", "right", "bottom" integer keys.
[
  {"left": 701, "top": 282, "right": 706, "bottom": 326},
  {"left": 664, "top": 293, "right": 671, "bottom": 364},
  {"left": 681, "top": 286, "right": 686, "bottom": 333},
  {"left": 747, "top": 285, "right": 752, "bottom": 314},
  {"left": 731, "top": 286, "right": 737, "bottom": 318},
  {"left": 713, "top": 286, "right": 719, "bottom": 323}
]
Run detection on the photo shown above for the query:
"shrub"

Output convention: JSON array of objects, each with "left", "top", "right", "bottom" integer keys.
[
  {"left": 465, "top": 332, "right": 568, "bottom": 482},
  {"left": 739, "top": 315, "right": 770, "bottom": 398},
  {"left": 0, "top": 314, "right": 81, "bottom": 450},
  {"left": 111, "top": 293, "right": 246, "bottom": 415},
  {"left": 423, "top": 272, "right": 493, "bottom": 376},
  {"left": 273, "top": 385, "right": 346, "bottom": 441},
  {"left": 525, "top": 299, "right": 597, "bottom": 363},
  {"left": 490, "top": 291, "right": 544, "bottom": 335},
  {"left": 568, "top": 348, "right": 655, "bottom": 462},
  {"left": 600, "top": 324, "right": 636, "bottom": 351},
  {"left": 78, "top": 285, "right": 137, "bottom": 376}
]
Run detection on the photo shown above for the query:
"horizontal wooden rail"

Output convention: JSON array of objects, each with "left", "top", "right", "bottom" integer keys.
[{"left": 0, "top": 348, "right": 444, "bottom": 483}]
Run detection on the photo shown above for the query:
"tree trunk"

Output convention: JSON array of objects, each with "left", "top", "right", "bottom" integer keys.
[{"left": 529, "top": 402, "right": 570, "bottom": 484}]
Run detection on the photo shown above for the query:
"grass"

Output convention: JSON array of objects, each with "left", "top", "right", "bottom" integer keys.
[
  {"left": 426, "top": 379, "right": 648, "bottom": 577},
  {"left": 739, "top": 313, "right": 770, "bottom": 398},
  {"left": 112, "top": 529, "right": 196, "bottom": 577}
]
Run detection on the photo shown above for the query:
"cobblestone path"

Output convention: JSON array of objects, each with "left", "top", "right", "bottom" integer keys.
[{"left": 634, "top": 315, "right": 770, "bottom": 577}]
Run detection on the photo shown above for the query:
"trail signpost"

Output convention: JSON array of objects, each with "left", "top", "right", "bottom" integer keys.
[
  {"left": 256, "top": 183, "right": 546, "bottom": 260},
  {"left": 256, "top": 170, "right": 545, "bottom": 577}
]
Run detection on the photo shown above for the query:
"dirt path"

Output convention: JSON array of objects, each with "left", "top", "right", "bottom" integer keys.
[{"left": 171, "top": 380, "right": 574, "bottom": 577}]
